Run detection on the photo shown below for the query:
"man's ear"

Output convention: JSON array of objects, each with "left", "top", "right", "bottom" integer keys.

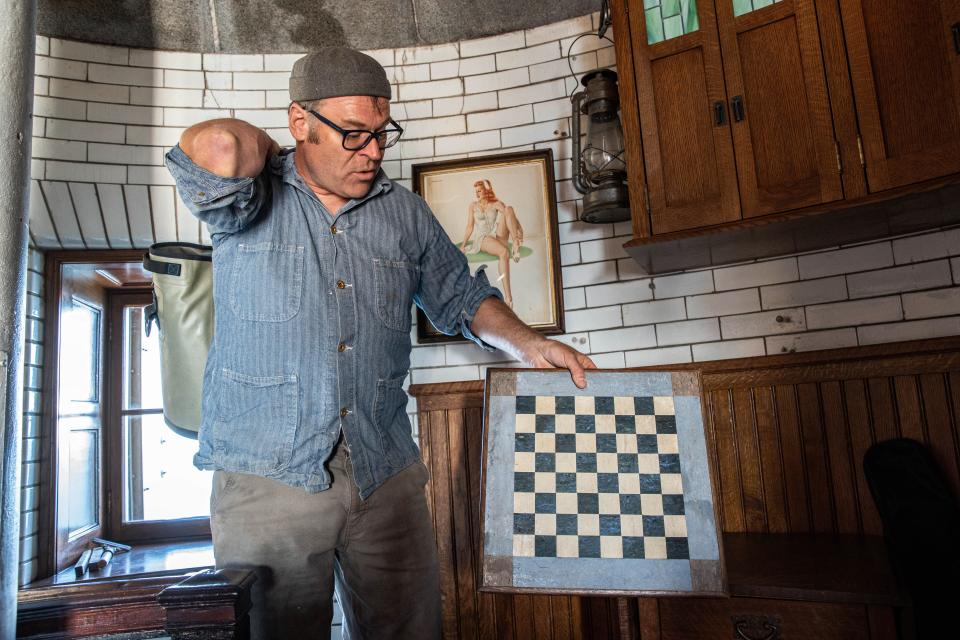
[{"left": 289, "top": 102, "right": 309, "bottom": 143}]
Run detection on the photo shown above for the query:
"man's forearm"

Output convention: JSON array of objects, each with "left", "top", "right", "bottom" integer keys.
[
  {"left": 470, "top": 296, "right": 547, "bottom": 364},
  {"left": 180, "top": 118, "right": 277, "bottom": 178}
]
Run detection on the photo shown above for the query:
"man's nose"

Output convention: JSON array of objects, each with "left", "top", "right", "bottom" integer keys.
[{"left": 360, "top": 137, "right": 383, "bottom": 160}]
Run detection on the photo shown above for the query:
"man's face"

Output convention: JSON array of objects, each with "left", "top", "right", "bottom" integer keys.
[{"left": 290, "top": 95, "right": 391, "bottom": 207}]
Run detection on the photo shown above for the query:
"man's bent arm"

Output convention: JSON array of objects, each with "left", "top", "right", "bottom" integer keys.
[
  {"left": 180, "top": 118, "right": 278, "bottom": 178},
  {"left": 469, "top": 297, "right": 596, "bottom": 388}
]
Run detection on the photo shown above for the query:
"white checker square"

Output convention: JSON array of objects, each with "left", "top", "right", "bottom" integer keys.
[
  {"left": 654, "top": 396, "right": 675, "bottom": 415},
  {"left": 556, "top": 452, "right": 577, "bottom": 472},
  {"left": 555, "top": 414, "right": 576, "bottom": 433},
  {"left": 661, "top": 473, "right": 684, "bottom": 494},
  {"left": 556, "top": 493, "right": 578, "bottom": 514},
  {"left": 636, "top": 415, "right": 657, "bottom": 434},
  {"left": 641, "top": 494, "right": 664, "bottom": 516},
  {"left": 515, "top": 414, "right": 536, "bottom": 432},
  {"left": 514, "top": 492, "right": 535, "bottom": 513},
  {"left": 595, "top": 414, "right": 616, "bottom": 434},
  {"left": 535, "top": 513, "right": 556, "bottom": 535},
  {"left": 514, "top": 534, "right": 534, "bottom": 556},
  {"left": 557, "top": 535, "right": 579, "bottom": 557},
  {"left": 535, "top": 472, "right": 556, "bottom": 493},
  {"left": 575, "top": 433, "right": 597, "bottom": 452},
  {"left": 665, "top": 515, "right": 688, "bottom": 537},
  {"left": 576, "top": 472, "right": 598, "bottom": 493},
  {"left": 601, "top": 536, "right": 623, "bottom": 558},
  {"left": 535, "top": 432, "right": 555, "bottom": 452},
  {"left": 577, "top": 513, "right": 600, "bottom": 536},
  {"left": 598, "top": 493, "right": 621, "bottom": 514},
  {"left": 657, "top": 433, "right": 679, "bottom": 454},
  {"left": 616, "top": 434, "right": 638, "bottom": 454},
  {"left": 535, "top": 395, "right": 556, "bottom": 414},
  {"left": 638, "top": 454, "right": 660, "bottom": 473},
  {"left": 614, "top": 396, "right": 635, "bottom": 415},
  {"left": 597, "top": 453, "right": 618, "bottom": 471},
  {"left": 514, "top": 452, "right": 534, "bottom": 472},
  {"left": 619, "top": 473, "right": 641, "bottom": 493},
  {"left": 575, "top": 395, "right": 595, "bottom": 414},
  {"left": 621, "top": 514, "right": 643, "bottom": 536},
  {"left": 645, "top": 537, "right": 667, "bottom": 559}
]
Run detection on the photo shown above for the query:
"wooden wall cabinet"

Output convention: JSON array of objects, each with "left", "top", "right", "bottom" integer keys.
[{"left": 613, "top": 0, "right": 960, "bottom": 241}]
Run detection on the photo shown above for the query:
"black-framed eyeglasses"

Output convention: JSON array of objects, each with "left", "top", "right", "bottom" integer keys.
[{"left": 307, "top": 109, "right": 404, "bottom": 151}]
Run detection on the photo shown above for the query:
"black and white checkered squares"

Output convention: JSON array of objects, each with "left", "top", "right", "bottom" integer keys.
[{"left": 512, "top": 395, "right": 689, "bottom": 560}]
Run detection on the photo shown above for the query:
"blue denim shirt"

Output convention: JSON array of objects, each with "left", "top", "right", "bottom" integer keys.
[{"left": 165, "top": 145, "right": 501, "bottom": 498}]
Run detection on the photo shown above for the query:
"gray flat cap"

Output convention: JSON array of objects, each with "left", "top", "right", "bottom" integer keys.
[{"left": 289, "top": 47, "right": 392, "bottom": 102}]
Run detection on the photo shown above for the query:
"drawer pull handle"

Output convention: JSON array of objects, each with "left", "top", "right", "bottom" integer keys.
[
  {"left": 714, "top": 101, "right": 726, "bottom": 125},
  {"left": 733, "top": 618, "right": 780, "bottom": 640}
]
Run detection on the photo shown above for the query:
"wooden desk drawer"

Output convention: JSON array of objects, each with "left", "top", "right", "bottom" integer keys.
[{"left": 658, "top": 597, "right": 869, "bottom": 640}]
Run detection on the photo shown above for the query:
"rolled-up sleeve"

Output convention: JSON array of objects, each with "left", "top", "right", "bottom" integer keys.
[
  {"left": 414, "top": 208, "right": 503, "bottom": 350},
  {"left": 164, "top": 144, "right": 271, "bottom": 235}
]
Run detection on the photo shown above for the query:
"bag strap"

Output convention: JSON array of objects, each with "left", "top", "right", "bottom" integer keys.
[{"left": 143, "top": 253, "right": 182, "bottom": 277}]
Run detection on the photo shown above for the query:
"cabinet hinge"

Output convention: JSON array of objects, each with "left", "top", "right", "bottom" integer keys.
[
  {"left": 857, "top": 134, "right": 865, "bottom": 166},
  {"left": 834, "top": 140, "right": 842, "bottom": 174}
]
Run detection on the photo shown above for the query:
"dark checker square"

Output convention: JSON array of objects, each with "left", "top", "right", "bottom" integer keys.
[
  {"left": 514, "top": 471, "right": 535, "bottom": 493},
  {"left": 577, "top": 493, "right": 599, "bottom": 514},
  {"left": 575, "top": 415, "right": 596, "bottom": 433},
  {"left": 666, "top": 537, "right": 689, "bottom": 559},
  {"left": 515, "top": 433, "right": 535, "bottom": 452},
  {"left": 556, "top": 434, "right": 577, "bottom": 453},
  {"left": 663, "top": 494, "right": 686, "bottom": 515},
  {"left": 556, "top": 472, "right": 577, "bottom": 493},
  {"left": 535, "top": 535, "right": 557, "bottom": 557},
  {"left": 639, "top": 474, "right": 662, "bottom": 493},
  {"left": 535, "top": 453, "right": 555, "bottom": 472},
  {"left": 615, "top": 415, "right": 637, "bottom": 433},
  {"left": 656, "top": 415, "right": 677, "bottom": 434},
  {"left": 556, "top": 514, "right": 579, "bottom": 535},
  {"left": 637, "top": 434, "right": 659, "bottom": 453},
  {"left": 659, "top": 453, "right": 681, "bottom": 473},
  {"left": 535, "top": 415, "right": 555, "bottom": 433},
  {"left": 617, "top": 453, "right": 639, "bottom": 473},
  {"left": 622, "top": 536, "right": 645, "bottom": 559},
  {"left": 594, "top": 397, "right": 615, "bottom": 414},
  {"left": 578, "top": 535, "right": 601, "bottom": 558},
  {"left": 576, "top": 453, "right": 597, "bottom": 473},
  {"left": 516, "top": 396, "right": 536, "bottom": 414},
  {"left": 599, "top": 514, "right": 621, "bottom": 536},
  {"left": 643, "top": 515, "right": 665, "bottom": 537},
  {"left": 620, "top": 494, "right": 641, "bottom": 514},
  {"left": 514, "top": 513, "right": 534, "bottom": 534},
  {"left": 555, "top": 396, "right": 575, "bottom": 414},
  {"left": 597, "top": 473, "right": 619, "bottom": 493},
  {"left": 634, "top": 396, "right": 655, "bottom": 415},
  {"left": 535, "top": 493, "right": 556, "bottom": 514},
  {"left": 596, "top": 434, "right": 617, "bottom": 453}
]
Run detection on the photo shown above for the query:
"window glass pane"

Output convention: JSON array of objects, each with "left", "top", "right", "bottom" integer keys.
[
  {"left": 646, "top": 0, "right": 700, "bottom": 45},
  {"left": 733, "top": 0, "right": 780, "bottom": 18},
  {"left": 67, "top": 428, "right": 99, "bottom": 533},
  {"left": 59, "top": 299, "right": 100, "bottom": 409},
  {"left": 123, "top": 414, "right": 212, "bottom": 522},
  {"left": 124, "top": 305, "right": 163, "bottom": 410}
]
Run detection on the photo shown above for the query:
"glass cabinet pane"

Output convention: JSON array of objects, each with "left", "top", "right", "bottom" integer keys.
[
  {"left": 733, "top": 0, "right": 781, "bottom": 18},
  {"left": 646, "top": 0, "right": 700, "bottom": 45}
]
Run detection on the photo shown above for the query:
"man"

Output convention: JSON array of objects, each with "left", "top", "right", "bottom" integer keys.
[{"left": 165, "top": 47, "right": 595, "bottom": 640}]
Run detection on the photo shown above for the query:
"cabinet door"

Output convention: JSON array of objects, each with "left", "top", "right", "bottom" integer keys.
[
  {"left": 716, "top": 0, "right": 843, "bottom": 218},
  {"left": 626, "top": 0, "right": 741, "bottom": 234},
  {"left": 841, "top": 0, "right": 960, "bottom": 190}
]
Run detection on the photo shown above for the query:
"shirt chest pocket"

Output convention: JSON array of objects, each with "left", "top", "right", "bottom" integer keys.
[
  {"left": 373, "top": 258, "right": 419, "bottom": 332},
  {"left": 230, "top": 243, "right": 304, "bottom": 322}
]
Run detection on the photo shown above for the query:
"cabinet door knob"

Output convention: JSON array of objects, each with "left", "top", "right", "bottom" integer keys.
[
  {"left": 731, "top": 95, "right": 746, "bottom": 122},
  {"left": 952, "top": 23, "right": 960, "bottom": 55},
  {"left": 732, "top": 616, "right": 780, "bottom": 640},
  {"left": 714, "top": 101, "right": 727, "bottom": 125}
]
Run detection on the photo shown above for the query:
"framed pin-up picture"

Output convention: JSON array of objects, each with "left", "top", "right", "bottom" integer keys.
[
  {"left": 479, "top": 368, "right": 726, "bottom": 596},
  {"left": 412, "top": 150, "right": 564, "bottom": 342}
]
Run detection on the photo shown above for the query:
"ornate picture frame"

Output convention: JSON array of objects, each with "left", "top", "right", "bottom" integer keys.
[{"left": 413, "top": 150, "right": 564, "bottom": 342}]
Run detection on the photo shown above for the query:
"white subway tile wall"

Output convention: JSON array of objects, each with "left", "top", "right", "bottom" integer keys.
[{"left": 20, "top": 247, "right": 43, "bottom": 586}]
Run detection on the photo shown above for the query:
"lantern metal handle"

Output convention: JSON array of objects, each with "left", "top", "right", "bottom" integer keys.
[{"left": 570, "top": 90, "right": 589, "bottom": 195}]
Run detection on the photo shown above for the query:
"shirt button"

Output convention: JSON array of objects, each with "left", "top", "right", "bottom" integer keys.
[
  {"left": 337, "top": 342, "right": 347, "bottom": 352},
  {"left": 336, "top": 280, "right": 346, "bottom": 289},
  {"left": 331, "top": 224, "right": 338, "bottom": 234},
  {"left": 340, "top": 407, "right": 349, "bottom": 418}
]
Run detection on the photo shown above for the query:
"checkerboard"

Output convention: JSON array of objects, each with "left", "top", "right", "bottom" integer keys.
[{"left": 511, "top": 394, "right": 689, "bottom": 561}]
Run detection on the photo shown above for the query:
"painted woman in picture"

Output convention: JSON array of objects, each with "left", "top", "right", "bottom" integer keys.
[{"left": 459, "top": 179, "right": 524, "bottom": 309}]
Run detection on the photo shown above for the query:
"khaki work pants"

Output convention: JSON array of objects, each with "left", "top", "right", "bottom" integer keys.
[{"left": 210, "top": 442, "right": 442, "bottom": 640}]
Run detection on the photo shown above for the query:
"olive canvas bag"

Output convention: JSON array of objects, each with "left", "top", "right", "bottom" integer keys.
[{"left": 143, "top": 242, "right": 214, "bottom": 439}]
